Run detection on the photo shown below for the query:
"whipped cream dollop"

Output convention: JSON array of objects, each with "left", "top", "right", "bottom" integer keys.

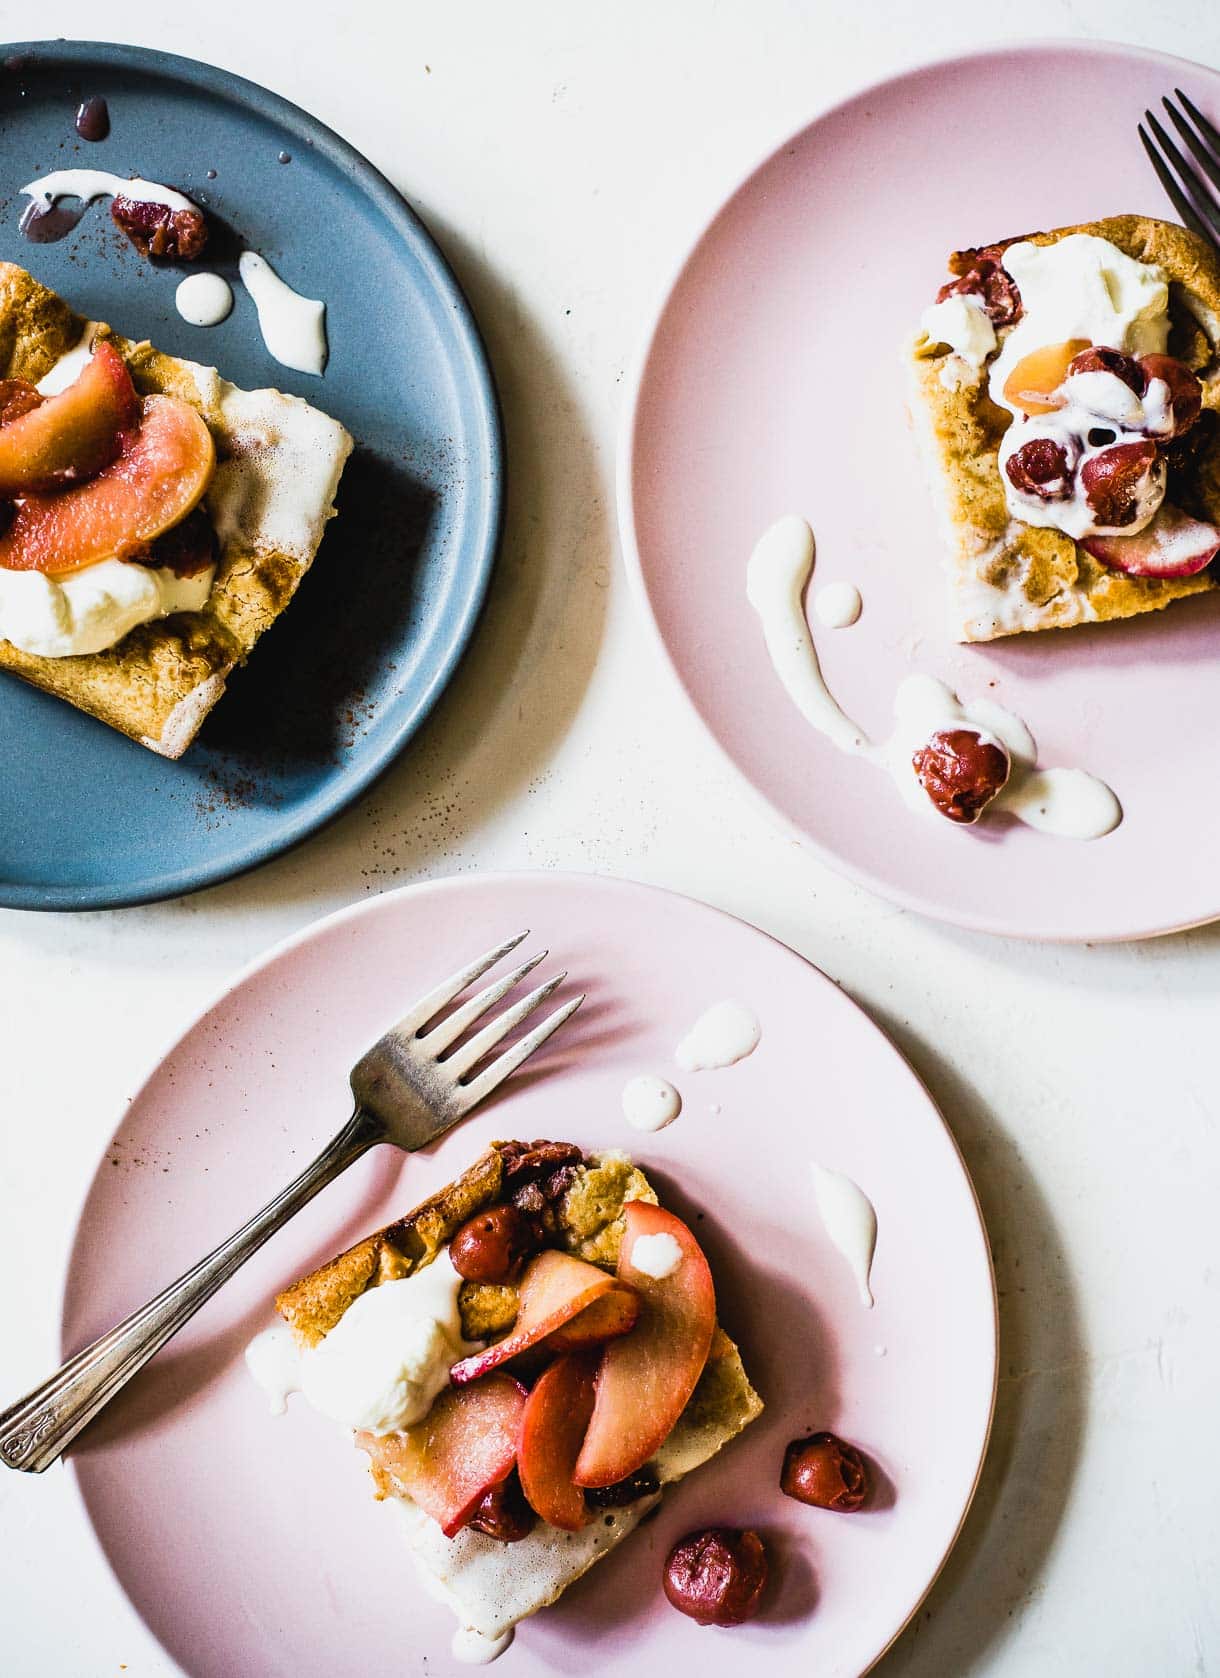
[
  {"left": 630, "top": 1232, "right": 683, "bottom": 1279},
  {"left": 676, "top": 1001, "right": 762, "bottom": 1071},
  {"left": 621, "top": 1074, "right": 682, "bottom": 1132},
  {"left": 0, "top": 557, "right": 214, "bottom": 657},
  {"left": 297, "top": 1250, "right": 470, "bottom": 1435},
  {"left": 918, "top": 292, "right": 997, "bottom": 370}
]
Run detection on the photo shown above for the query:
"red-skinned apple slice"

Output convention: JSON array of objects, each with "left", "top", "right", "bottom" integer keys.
[
  {"left": 0, "top": 393, "right": 215, "bottom": 574},
  {"left": 449, "top": 1250, "right": 618, "bottom": 1385},
  {"left": 546, "top": 1282, "right": 640, "bottom": 1351},
  {"left": 1081, "top": 503, "right": 1220, "bottom": 578},
  {"left": 517, "top": 1351, "right": 598, "bottom": 1531},
  {"left": 574, "top": 1202, "right": 715, "bottom": 1489},
  {"left": 0, "top": 341, "right": 138, "bottom": 497},
  {"left": 355, "top": 1374, "right": 526, "bottom": 1538}
]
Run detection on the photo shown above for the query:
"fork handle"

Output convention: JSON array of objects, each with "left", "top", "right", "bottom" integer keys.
[{"left": 0, "top": 1105, "right": 384, "bottom": 1475}]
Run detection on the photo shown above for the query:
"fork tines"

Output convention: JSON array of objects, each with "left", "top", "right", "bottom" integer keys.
[
  {"left": 405, "top": 930, "right": 584, "bottom": 1109},
  {"left": 1140, "top": 89, "right": 1220, "bottom": 251}
]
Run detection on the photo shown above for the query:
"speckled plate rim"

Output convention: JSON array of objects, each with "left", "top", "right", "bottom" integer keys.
[
  {"left": 0, "top": 39, "right": 504, "bottom": 915},
  {"left": 616, "top": 36, "right": 1220, "bottom": 945},
  {"left": 55, "top": 870, "right": 998, "bottom": 1677}
]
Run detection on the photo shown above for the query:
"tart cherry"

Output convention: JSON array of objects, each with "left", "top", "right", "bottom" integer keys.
[
  {"left": 912, "top": 729, "right": 1010, "bottom": 825},
  {"left": 1004, "top": 436, "right": 1075, "bottom": 501},
  {"left": 467, "top": 1473, "right": 536, "bottom": 1543},
  {"left": 781, "top": 1432, "right": 870, "bottom": 1511},
  {"left": 1065, "top": 345, "right": 1147, "bottom": 397},
  {"left": 1080, "top": 440, "right": 1160, "bottom": 528},
  {"left": 1139, "top": 353, "right": 1202, "bottom": 435},
  {"left": 450, "top": 1204, "right": 538, "bottom": 1284},
  {"left": 663, "top": 1527, "right": 769, "bottom": 1627}
]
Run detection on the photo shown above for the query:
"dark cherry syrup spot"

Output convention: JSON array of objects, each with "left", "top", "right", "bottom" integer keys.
[
  {"left": 18, "top": 199, "right": 88, "bottom": 244},
  {"left": 75, "top": 96, "right": 110, "bottom": 141}
]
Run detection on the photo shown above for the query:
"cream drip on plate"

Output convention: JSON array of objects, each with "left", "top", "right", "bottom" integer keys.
[
  {"left": 176, "top": 272, "right": 234, "bottom": 328},
  {"left": 810, "top": 1163, "right": 877, "bottom": 1307},
  {"left": 746, "top": 515, "right": 1122, "bottom": 840},
  {"left": 244, "top": 1321, "right": 302, "bottom": 1415},
  {"left": 621, "top": 1075, "right": 682, "bottom": 1131},
  {"left": 20, "top": 168, "right": 199, "bottom": 214},
  {"left": 676, "top": 1002, "right": 761, "bottom": 1071},
  {"left": 814, "top": 580, "right": 863, "bottom": 629},
  {"left": 452, "top": 1627, "right": 515, "bottom": 1665},
  {"left": 239, "top": 251, "right": 328, "bottom": 376}
]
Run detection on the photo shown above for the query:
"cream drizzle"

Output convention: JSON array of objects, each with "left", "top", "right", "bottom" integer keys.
[
  {"left": 747, "top": 516, "right": 1122, "bottom": 840},
  {"left": 621, "top": 1075, "right": 682, "bottom": 1132},
  {"left": 238, "top": 251, "right": 328, "bottom": 376},
  {"left": 175, "top": 272, "right": 233, "bottom": 328},
  {"left": 676, "top": 1002, "right": 761, "bottom": 1071},
  {"left": 451, "top": 1627, "right": 515, "bottom": 1665},
  {"left": 810, "top": 1163, "right": 877, "bottom": 1307},
  {"left": 20, "top": 168, "right": 197, "bottom": 212},
  {"left": 814, "top": 580, "right": 863, "bottom": 628}
]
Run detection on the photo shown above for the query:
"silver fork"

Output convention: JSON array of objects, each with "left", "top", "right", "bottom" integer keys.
[
  {"left": 0, "top": 931, "right": 582, "bottom": 1475},
  {"left": 1140, "top": 90, "right": 1220, "bottom": 253}
]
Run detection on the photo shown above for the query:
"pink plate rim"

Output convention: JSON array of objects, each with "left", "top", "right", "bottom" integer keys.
[
  {"left": 56, "top": 870, "right": 998, "bottom": 1675},
  {"left": 616, "top": 37, "right": 1220, "bottom": 944}
]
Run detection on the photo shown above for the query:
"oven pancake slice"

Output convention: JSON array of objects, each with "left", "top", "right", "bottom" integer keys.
[
  {"left": 905, "top": 215, "right": 1220, "bottom": 641},
  {"left": 275, "top": 1142, "right": 764, "bottom": 1642},
  {"left": 0, "top": 262, "right": 352, "bottom": 754}
]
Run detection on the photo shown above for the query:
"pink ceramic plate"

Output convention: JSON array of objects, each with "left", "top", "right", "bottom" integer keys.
[
  {"left": 621, "top": 41, "right": 1220, "bottom": 941},
  {"left": 62, "top": 874, "right": 994, "bottom": 1677}
]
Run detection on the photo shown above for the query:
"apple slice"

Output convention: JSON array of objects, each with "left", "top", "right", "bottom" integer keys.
[
  {"left": 574, "top": 1202, "right": 715, "bottom": 1489},
  {"left": 547, "top": 1282, "right": 640, "bottom": 1351},
  {"left": 517, "top": 1352, "right": 598, "bottom": 1531},
  {"left": 356, "top": 1374, "right": 526, "bottom": 1538},
  {"left": 0, "top": 341, "right": 138, "bottom": 497},
  {"left": 0, "top": 393, "right": 215, "bottom": 574},
  {"left": 1002, "top": 338, "right": 1089, "bottom": 415},
  {"left": 1080, "top": 503, "right": 1220, "bottom": 578},
  {"left": 450, "top": 1250, "right": 618, "bottom": 1385}
]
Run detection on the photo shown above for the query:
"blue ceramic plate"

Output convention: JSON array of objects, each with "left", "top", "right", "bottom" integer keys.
[{"left": 0, "top": 41, "right": 502, "bottom": 910}]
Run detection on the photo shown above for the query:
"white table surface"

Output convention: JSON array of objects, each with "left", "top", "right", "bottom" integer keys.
[{"left": 2, "top": 2, "right": 1218, "bottom": 1673}]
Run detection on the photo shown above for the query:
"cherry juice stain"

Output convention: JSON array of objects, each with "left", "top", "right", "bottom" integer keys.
[
  {"left": 75, "top": 95, "right": 110, "bottom": 141},
  {"left": 18, "top": 198, "right": 88, "bottom": 243}
]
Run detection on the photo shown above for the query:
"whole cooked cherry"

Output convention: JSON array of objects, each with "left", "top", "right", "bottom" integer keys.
[
  {"left": 781, "top": 1433, "right": 870, "bottom": 1511},
  {"left": 1139, "top": 353, "right": 1202, "bottom": 435},
  {"left": 450, "top": 1203, "right": 538, "bottom": 1284},
  {"left": 1066, "top": 345, "right": 1147, "bottom": 396},
  {"left": 1004, "top": 436, "right": 1075, "bottom": 501},
  {"left": 663, "top": 1527, "right": 769, "bottom": 1627},
  {"left": 912, "top": 728, "right": 1010, "bottom": 824},
  {"left": 110, "top": 196, "right": 208, "bottom": 261},
  {"left": 467, "top": 1473, "right": 536, "bottom": 1543},
  {"left": 935, "top": 256, "right": 1022, "bottom": 326},
  {"left": 1080, "top": 440, "right": 1161, "bottom": 527}
]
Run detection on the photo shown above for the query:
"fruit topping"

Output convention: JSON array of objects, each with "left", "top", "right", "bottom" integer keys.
[
  {"left": 573, "top": 1201, "right": 715, "bottom": 1489},
  {"left": 546, "top": 1282, "right": 640, "bottom": 1350},
  {"left": 936, "top": 250, "right": 1022, "bottom": 326},
  {"left": 0, "top": 378, "right": 43, "bottom": 428},
  {"left": 467, "top": 1472, "right": 536, "bottom": 1543},
  {"left": 355, "top": 1374, "right": 526, "bottom": 1539},
  {"left": 663, "top": 1528, "right": 769, "bottom": 1627},
  {"left": 1065, "top": 345, "right": 1147, "bottom": 396},
  {"left": 449, "top": 1250, "right": 618, "bottom": 1384},
  {"left": 585, "top": 1465, "right": 661, "bottom": 1508},
  {"left": 517, "top": 1351, "right": 599, "bottom": 1531},
  {"left": 451, "top": 1204, "right": 539, "bottom": 1285},
  {"left": 132, "top": 505, "right": 217, "bottom": 578},
  {"left": 1139, "top": 352, "right": 1203, "bottom": 436},
  {"left": 500, "top": 1139, "right": 586, "bottom": 1219},
  {"left": 912, "top": 729, "right": 1011, "bottom": 825},
  {"left": 1079, "top": 440, "right": 1162, "bottom": 528},
  {"left": 0, "top": 393, "right": 216, "bottom": 574},
  {"left": 111, "top": 195, "right": 208, "bottom": 260},
  {"left": 0, "top": 341, "right": 138, "bottom": 498},
  {"left": 1004, "top": 436, "right": 1076, "bottom": 501},
  {"left": 1002, "top": 339, "right": 1088, "bottom": 415},
  {"left": 1080, "top": 502, "right": 1220, "bottom": 577},
  {"left": 780, "top": 1432, "right": 869, "bottom": 1511}
]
